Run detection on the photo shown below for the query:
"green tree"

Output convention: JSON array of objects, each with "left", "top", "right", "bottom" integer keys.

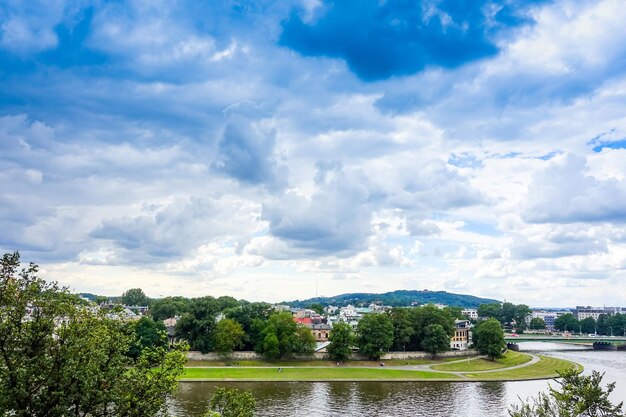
[
  {"left": 128, "top": 316, "right": 168, "bottom": 360},
  {"left": 294, "top": 325, "right": 317, "bottom": 355},
  {"left": 410, "top": 304, "right": 455, "bottom": 349},
  {"left": 121, "top": 288, "right": 150, "bottom": 306},
  {"left": 501, "top": 302, "right": 517, "bottom": 325},
  {"left": 389, "top": 308, "right": 415, "bottom": 351},
  {"left": 308, "top": 302, "right": 325, "bottom": 315},
  {"left": 256, "top": 311, "right": 315, "bottom": 359},
  {"left": 597, "top": 314, "right": 610, "bottom": 336},
  {"left": 554, "top": 313, "right": 579, "bottom": 333},
  {"left": 509, "top": 369, "right": 624, "bottom": 417},
  {"left": 176, "top": 296, "right": 220, "bottom": 353},
  {"left": 328, "top": 322, "right": 354, "bottom": 361},
  {"left": 0, "top": 251, "right": 187, "bottom": 417},
  {"left": 478, "top": 303, "right": 503, "bottom": 323},
  {"left": 225, "top": 302, "right": 273, "bottom": 350},
  {"left": 580, "top": 317, "right": 597, "bottom": 334},
  {"left": 213, "top": 318, "right": 245, "bottom": 357},
  {"left": 206, "top": 387, "right": 256, "bottom": 417},
  {"left": 356, "top": 313, "right": 394, "bottom": 360},
  {"left": 150, "top": 296, "right": 191, "bottom": 322},
  {"left": 473, "top": 318, "right": 505, "bottom": 360},
  {"left": 421, "top": 324, "right": 450, "bottom": 358},
  {"left": 443, "top": 306, "right": 465, "bottom": 320},
  {"left": 529, "top": 317, "right": 546, "bottom": 331},
  {"left": 514, "top": 304, "right": 531, "bottom": 331},
  {"left": 94, "top": 295, "right": 108, "bottom": 305},
  {"left": 260, "top": 332, "right": 281, "bottom": 360}
]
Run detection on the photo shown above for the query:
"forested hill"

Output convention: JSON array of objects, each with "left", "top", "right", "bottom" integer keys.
[{"left": 286, "top": 290, "right": 499, "bottom": 308}]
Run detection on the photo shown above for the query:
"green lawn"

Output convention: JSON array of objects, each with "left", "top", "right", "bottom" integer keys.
[
  {"left": 462, "top": 355, "right": 581, "bottom": 380},
  {"left": 431, "top": 351, "right": 532, "bottom": 372},
  {"left": 180, "top": 367, "right": 457, "bottom": 381},
  {"left": 185, "top": 357, "right": 461, "bottom": 368}
]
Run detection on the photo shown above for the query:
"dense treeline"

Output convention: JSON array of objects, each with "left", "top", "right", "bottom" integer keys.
[
  {"left": 477, "top": 302, "right": 531, "bottom": 329},
  {"left": 554, "top": 313, "right": 626, "bottom": 335},
  {"left": 110, "top": 290, "right": 515, "bottom": 360}
]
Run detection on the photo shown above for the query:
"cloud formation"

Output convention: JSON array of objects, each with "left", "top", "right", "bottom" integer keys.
[
  {"left": 1, "top": 0, "right": 626, "bottom": 306},
  {"left": 280, "top": 0, "right": 540, "bottom": 81}
]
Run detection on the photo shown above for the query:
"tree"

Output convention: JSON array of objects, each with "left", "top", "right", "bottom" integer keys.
[
  {"left": 529, "top": 317, "right": 546, "bottom": 331},
  {"left": 128, "top": 316, "right": 168, "bottom": 360},
  {"left": 328, "top": 322, "right": 354, "bottom": 361},
  {"left": 150, "top": 296, "right": 191, "bottom": 322},
  {"left": 473, "top": 318, "right": 505, "bottom": 360},
  {"left": 554, "top": 313, "right": 579, "bottom": 333},
  {"left": 308, "top": 302, "right": 325, "bottom": 315},
  {"left": 94, "top": 295, "right": 108, "bottom": 305},
  {"left": 502, "top": 302, "right": 517, "bottom": 325},
  {"left": 597, "top": 314, "right": 610, "bottom": 336},
  {"left": 255, "top": 312, "right": 315, "bottom": 359},
  {"left": 509, "top": 369, "right": 624, "bottom": 417},
  {"left": 514, "top": 304, "right": 531, "bottom": 331},
  {"left": 389, "top": 308, "right": 415, "bottom": 351},
  {"left": 0, "top": 251, "right": 187, "bottom": 417},
  {"left": 206, "top": 387, "right": 255, "bottom": 417},
  {"left": 121, "top": 288, "right": 149, "bottom": 306},
  {"left": 478, "top": 303, "right": 503, "bottom": 323},
  {"left": 421, "top": 324, "right": 450, "bottom": 358},
  {"left": 356, "top": 313, "right": 394, "bottom": 360},
  {"left": 225, "top": 302, "right": 272, "bottom": 350},
  {"left": 410, "top": 304, "right": 455, "bottom": 350},
  {"left": 293, "top": 325, "right": 317, "bottom": 355},
  {"left": 213, "top": 318, "right": 245, "bottom": 357},
  {"left": 176, "top": 296, "right": 220, "bottom": 353},
  {"left": 580, "top": 317, "right": 597, "bottom": 334}
]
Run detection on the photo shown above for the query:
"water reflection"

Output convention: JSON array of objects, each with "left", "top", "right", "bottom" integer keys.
[{"left": 170, "top": 343, "right": 626, "bottom": 417}]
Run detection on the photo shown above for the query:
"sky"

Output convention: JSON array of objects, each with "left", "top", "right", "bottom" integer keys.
[{"left": 1, "top": 0, "right": 626, "bottom": 307}]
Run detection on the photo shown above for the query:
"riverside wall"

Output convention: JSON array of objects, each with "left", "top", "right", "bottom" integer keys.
[{"left": 187, "top": 349, "right": 478, "bottom": 361}]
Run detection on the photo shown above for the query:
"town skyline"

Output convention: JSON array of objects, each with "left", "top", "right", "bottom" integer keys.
[{"left": 2, "top": 1, "right": 626, "bottom": 307}]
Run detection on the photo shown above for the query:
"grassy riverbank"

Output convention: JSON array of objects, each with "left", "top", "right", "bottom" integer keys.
[
  {"left": 185, "top": 357, "right": 460, "bottom": 368},
  {"left": 181, "top": 367, "right": 457, "bottom": 381},
  {"left": 462, "top": 355, "right": 582, "bottom": 380},
  {"left": 431, "top": 351, "right": 531, "bottom": 372},
  {"left": 179, "top": 353, "right": 580, "bottom": 382}
]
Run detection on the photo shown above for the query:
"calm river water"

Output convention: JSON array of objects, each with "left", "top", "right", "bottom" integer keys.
[{"left": 169, "top": 343, "right": 626, "bottom": 417}]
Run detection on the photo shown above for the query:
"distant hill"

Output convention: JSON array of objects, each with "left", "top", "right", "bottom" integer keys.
[{"left": 285, "top": 290, "right": 499, "bottom": 309}]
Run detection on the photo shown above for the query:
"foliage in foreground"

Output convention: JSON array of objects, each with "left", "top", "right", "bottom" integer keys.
[
  {"left": 205, "top": 387, "right": 256, "bottom": 417},
  {"left": 0, "top": 251, "right": 187, "bottom": 417},
  {"left": 509, "top": 369, "right": 625, "bottom": 417}
]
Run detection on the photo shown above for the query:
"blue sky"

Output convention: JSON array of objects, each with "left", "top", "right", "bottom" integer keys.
[{"left": 2, "top": 0, "right": 626, "bottom": 307}]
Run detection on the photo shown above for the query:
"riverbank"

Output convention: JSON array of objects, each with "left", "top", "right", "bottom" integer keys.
[{"left": 179, "top": 351, "right": 581, "bottom": 382}]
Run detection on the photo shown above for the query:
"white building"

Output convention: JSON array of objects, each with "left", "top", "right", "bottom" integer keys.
[
  {"left": 574, "top": 306, "right": 626, "bottom": 321},
  {"left": 462, "top": 309, "right": 478, "bottom": 320}
]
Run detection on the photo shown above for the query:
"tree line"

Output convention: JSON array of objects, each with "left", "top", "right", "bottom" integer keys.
[{"left": 128, "top": 294, "right": 508, "bottom": 361}]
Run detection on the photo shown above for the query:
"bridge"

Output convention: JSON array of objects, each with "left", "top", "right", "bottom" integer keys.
[{"left": 504, "top": 334, "right": 626, "bottom": 350}]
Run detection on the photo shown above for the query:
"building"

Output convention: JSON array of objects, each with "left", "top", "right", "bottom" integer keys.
[
  {"left": 462, "top": 309, "right": 478, "bottom": 321},
  {"left": 163, "top": 317, "right": 178, "bottom": 343},
  {"left": 574, "top": 306, "right": 626, "bottom": 321},
  {"left": 528, "top": 310, "right": 570, "bottom": 330},
  {"left": 450, "top": 319, "right": 472, "bottom": 350},
  {"left": 309, "top": 323, "right": 332, "bottom": 342}
]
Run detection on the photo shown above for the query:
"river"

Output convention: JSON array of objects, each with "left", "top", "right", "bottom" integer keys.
[{"left": 169, "top": 343, "right": 626, "bottom": 416}]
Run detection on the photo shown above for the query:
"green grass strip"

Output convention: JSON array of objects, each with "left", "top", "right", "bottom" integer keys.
[
  {"left": 462, "top": 355, "right": 581, "bottom": 380},
  {"left": 431, "top": 351, "right": 531, "bottom": 372},
  {"left": 180, "top": 367, "right": 457, "bottom": 381}
]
